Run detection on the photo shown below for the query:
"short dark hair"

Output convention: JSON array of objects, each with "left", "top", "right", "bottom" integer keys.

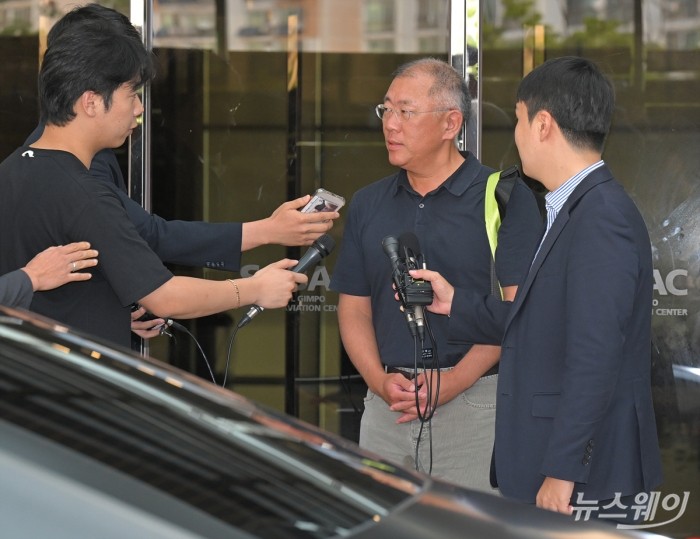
[
  {"left": 46, "top": 3, "right": 137, "bottom": 47},
  {"left": 393, "top": 58, "right": 471, "bottom": 128},
  {"left": 39, "top": 4, "right": 154, "bottom": 126},
  {"left": 516, "top": 56, "right": 614, "bottom": 153}
]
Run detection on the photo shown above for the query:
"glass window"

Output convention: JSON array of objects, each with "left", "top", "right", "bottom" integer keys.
[
  {"left": 364, "top": 0, "right": 394, "bottom": 34},
  {"left": 417, "top": 0, "right": 447, "bottom": 29}
]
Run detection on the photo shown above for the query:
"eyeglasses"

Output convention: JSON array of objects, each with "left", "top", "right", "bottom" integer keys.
[{"left": 375, "top": 104, "right": 452, "bottom": 122}]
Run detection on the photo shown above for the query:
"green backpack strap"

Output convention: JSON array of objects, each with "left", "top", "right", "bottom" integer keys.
[
  {"left": 485, "top": 166, "right": 519, "bottom": 298},
  {"left": 485, "top": 171, "right": 502, "bottom": 263}
]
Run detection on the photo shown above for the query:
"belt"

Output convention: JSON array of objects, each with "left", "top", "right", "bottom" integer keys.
[
  {"left": 385, "top": 366, "right": 418, "bottom": 380},
  {"left": 385, "top": 364, "right": 498, "bottom": 378}
]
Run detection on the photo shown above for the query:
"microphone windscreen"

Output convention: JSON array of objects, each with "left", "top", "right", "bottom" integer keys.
[
  {"left": 382, "top": 235, "right": 400, "bottom": 258},
  {"left": 398, "top": 231, "right": 421, "bottom": 257}
]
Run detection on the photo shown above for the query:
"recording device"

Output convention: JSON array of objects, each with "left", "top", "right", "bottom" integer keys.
[
  {"left": 237, "top": 233, "right": 336, "bottom": 328},
  {"left": 382, "top": 232, "right": 433, "bottom": 340},
  {"left": 300, "top": 188, "right": 345, "bottom": 213}
]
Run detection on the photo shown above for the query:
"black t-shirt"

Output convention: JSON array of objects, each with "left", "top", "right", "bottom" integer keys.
[
  {"left": 0, "top": 147, "right": 173, "bottom": 347},
  {"left": 24, "top": 124, "right": 243, "bottom": 271}
]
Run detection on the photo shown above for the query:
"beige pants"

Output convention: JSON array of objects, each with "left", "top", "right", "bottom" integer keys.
[{"left": 360, "top": 372, "right": 500, "bottom": 495}]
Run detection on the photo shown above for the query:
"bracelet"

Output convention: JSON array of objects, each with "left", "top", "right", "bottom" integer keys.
[{"left": 226, "top": 279, "right": 241, "bottom": 309}]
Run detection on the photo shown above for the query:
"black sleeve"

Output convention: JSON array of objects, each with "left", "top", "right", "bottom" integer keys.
[
  {"left": 495, "top": 179, "right": 544, "bottom": 286},
  {"left": 72, "top": 182, "right": 173, "bottom": 308},
  {"left": 124, "top": 195, "right": 244, "bottom": 271},
  {"left": 0, "top": 270, "right": 33, "bottom": 309},
  {"left": 29, "top": 124, "right": 245, "bottom": 272},
  {"left": 93, "top": 153, "right": 244, "bottom": 272}
]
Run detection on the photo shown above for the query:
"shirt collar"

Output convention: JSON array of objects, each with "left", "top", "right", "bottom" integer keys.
[
  {"left": 544, "top": 160, "right": 605, "bottom": 215},
  {"left": 394, "top": 151, "right": 478, "bottom": 197}
]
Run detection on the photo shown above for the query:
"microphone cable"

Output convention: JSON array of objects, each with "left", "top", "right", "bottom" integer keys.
[
  {"left": 168, "top": 320, "right": 217, "bottom": 385},
  {"left": 131, "top": 304, "right": 217, "bottom": 385},
  {"left": 221, "top": 322, "right": 241, "bottom": 388},
  {"left": 167, "top": 317, "right": 237, "bottom": 389},
  {"left": 411, "top": 312, "right": 440, "bottom": 475}
]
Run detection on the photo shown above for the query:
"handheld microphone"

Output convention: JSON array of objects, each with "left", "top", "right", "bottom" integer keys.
[
  {"left": 237, "top": 233, "right": 336, "bottom": 328},
  {"left": 382, "top": 235, "right": 418, "bottom": 337},
  {"left": 398, "top": 232, "right": 430, "bottom": 341}
]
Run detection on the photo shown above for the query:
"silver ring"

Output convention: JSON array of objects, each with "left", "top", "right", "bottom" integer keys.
[{"left": 71, "top": 262, "right": 77, "bottom": 272}]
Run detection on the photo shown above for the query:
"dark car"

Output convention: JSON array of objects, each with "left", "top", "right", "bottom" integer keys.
[{"left": 0, "top": 306, "right": 665, "bottom": 539}]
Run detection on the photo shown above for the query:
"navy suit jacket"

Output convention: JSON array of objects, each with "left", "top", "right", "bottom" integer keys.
[
  {"left": 25, "top": 125, "right": 242, "bottom": 271},
  {"left": 0, "top": 269, "right": 33, "bottom": 309},
  {"left": 449, "top": 165, "right": 663, "bottom": 503}
]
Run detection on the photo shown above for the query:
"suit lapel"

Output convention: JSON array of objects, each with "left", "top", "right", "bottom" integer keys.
[{"left": 504, "top": 166, "right": 615, "bottom": 329}]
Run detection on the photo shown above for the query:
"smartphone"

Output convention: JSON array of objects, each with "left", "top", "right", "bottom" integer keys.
[{"left": 301, "top": 188, "right": 345, "bottom": 213}]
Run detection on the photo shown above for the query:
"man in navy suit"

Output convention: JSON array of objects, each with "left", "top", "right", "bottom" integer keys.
[{"left": 410, "top": 56, "right": 663, "bottom": 520}]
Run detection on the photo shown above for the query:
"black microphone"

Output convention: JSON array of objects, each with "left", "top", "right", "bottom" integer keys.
[
  {"left": 237, "top": 234, "right": 336, "bottom": 328},
  {"left": 398, "top": 232, "right": 430, "bottom": 341},
  {"left": 382, "top": 235, "right": 418, "bottom": 338}
]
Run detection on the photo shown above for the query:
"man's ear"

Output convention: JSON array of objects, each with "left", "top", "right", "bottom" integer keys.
[
  {"left": 78, "top": 90, "right": 101, "bottom": 118},
  {"left": 536, "top": 110, "right": 554, "bottom": 141},
  {"left": 444, "top": 109, "right": 463, "bottom": 139}
]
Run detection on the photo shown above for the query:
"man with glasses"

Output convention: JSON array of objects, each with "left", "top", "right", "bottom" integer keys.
[
  {"left": 330, "top": 58, "right": 542, "bottom": 492},
  {"left": 409, "top": 57, "right": 663, "bottom": 522}
]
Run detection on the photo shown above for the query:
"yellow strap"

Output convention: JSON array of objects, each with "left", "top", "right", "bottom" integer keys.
[
  {"left": 485, "top": 171, "right": 501, "bottom": 261},
  {"left": 485, "top": 171, "right": 503, "bottom": 299}
]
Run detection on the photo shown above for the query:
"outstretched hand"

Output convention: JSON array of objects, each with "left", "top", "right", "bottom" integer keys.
[
  {"left": 250, "top": 258, "right": 308, "bottom": 309},
  {"left": 266, "top": 195, "right": 340, "bottom": 246},
  {"left": 22, "top": 242, "right": 98, "bottom": 292}
]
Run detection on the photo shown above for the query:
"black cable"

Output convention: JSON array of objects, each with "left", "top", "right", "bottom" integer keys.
[
  {"left": 412, "top": 332, "right": 426, "bottom": 473},
  {"left": 221, "top": 323, "right": 241, "bottom": 388},
  {"left": 424, "top": 317, "right": 439, "bottom": 475},
  {"left": 169, "top": 321, "right": 217, "bottom": 385},
  {"left": 411, "top": 312, "right": 439, "bottom": 475}
]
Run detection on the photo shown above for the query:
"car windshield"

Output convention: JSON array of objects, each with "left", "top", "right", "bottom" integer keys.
[{"left": 0, "top": 316, "right": 423, "bottom": 538}]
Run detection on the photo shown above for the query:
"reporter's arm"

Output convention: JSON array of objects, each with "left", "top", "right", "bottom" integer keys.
[
  {"left": 119, "top": 189, "right": 244, "bottom": 271},
  {"left": 0, "top": 270, "right": 34, "bottom": 309},
  {"left": 139, "top": 258, "right": 307, "bottom": 319},
  {"left": 408, "top": 268, "right": 510, "bottom": 345},
  {"left": 242, "top": 195, "right": 339, "bottom": 250}
]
